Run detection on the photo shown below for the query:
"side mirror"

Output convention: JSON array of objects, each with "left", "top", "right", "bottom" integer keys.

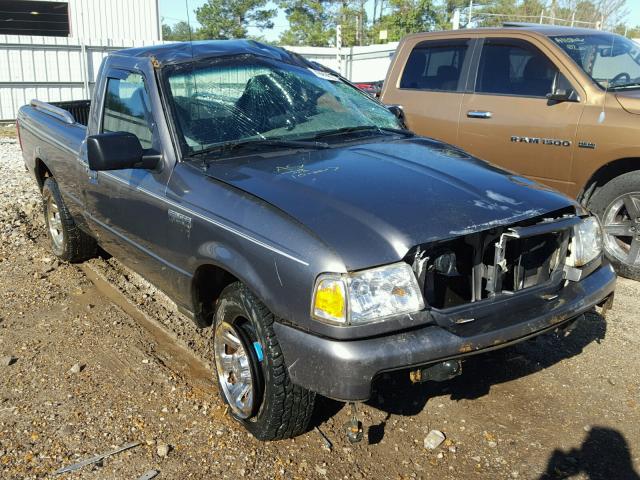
[
  {"left": 87, "top": 132, "right": 161, "bottom": 171},
  {"left": 387, "top": 104, "right": 407, "bottom": 127},
  {"left": 547, "top": 73, "right": 580, "bottom": 103},
  {"left": 546, "top": 88, "right": 580, "bottom": 103}
]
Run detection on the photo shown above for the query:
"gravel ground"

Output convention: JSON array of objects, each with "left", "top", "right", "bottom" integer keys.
[{"left": 0, "top": 137, "right": 639, "bottom": 480}]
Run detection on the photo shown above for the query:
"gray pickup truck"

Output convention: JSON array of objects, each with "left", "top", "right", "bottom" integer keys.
[{"left": 17, "top": 40, "right": 615, "bottom": 441}]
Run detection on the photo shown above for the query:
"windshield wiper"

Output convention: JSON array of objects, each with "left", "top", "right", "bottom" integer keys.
[
  {"left": 609, "top": 82, "right": 640, "bottom": 90},
  {"left": 306, "top": 125, "right": 414, "bottom": 140},
  {"left": 190, "top": 138, "right": 330, "bottom": 157}
]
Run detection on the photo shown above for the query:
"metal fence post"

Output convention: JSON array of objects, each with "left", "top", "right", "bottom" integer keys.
[
  {"left": 80, "top": 41, "right": 90, "bottom": 99},
  {"left": 336, "top": 25, "right": 342, "bottom": 75}
]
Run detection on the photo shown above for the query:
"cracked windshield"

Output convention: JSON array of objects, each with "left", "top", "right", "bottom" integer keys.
[{"left": 165, "top": 57, "right": 401, "bottom": 154}]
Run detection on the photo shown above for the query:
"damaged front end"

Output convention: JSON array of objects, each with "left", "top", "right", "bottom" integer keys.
[
  {"left": 411, "top": 207, "right": 601, "bottom": 313},
  {"left": 275, "top": 207, "right": 616, "bottom": 401}
]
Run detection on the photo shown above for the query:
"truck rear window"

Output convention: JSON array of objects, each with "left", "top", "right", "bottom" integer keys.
[{"left": 399, "top": 39, "right": 469, "bottom": 92}]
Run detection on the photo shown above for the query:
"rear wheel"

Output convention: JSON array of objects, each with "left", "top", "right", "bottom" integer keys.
[
  {"left": 42, "top": 177, "right": 96, "bottom": 263},
  {"left": 213, "top": 282, "right": 315, "bottom": 440},
  {"left": 588, "top": 171, "right": 640, "bottom": 280}
]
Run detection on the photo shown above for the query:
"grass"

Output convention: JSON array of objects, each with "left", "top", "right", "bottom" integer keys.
[{"left": 0, "top": 124, "right": 17, "bottom": 138}]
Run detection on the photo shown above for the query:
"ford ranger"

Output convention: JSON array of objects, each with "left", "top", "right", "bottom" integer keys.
[{"left": 17, "top": 40, "right": 615, "bottom": 441}]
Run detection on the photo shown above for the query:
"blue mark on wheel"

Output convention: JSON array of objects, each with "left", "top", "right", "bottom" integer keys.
[{"left": 253, "top": 342, "right": 264, "bottom": 362}]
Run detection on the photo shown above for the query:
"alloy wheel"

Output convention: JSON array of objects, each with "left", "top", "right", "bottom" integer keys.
[
  {"left": 214, "top": 321, "right": 256, "bottom": 419},
  {"left": 46, "top": 195, "right": 64, "bottom": 250},
  {"left": 602, "top": 192, "right": 640, "bottom": 267}
]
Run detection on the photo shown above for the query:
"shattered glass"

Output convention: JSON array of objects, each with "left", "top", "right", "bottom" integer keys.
[{"left": 165, "top": 57, "right": 400, "bottom": 154}]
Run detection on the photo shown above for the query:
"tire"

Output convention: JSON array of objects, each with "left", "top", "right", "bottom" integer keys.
[
  {"left": 42, "top": 177, "right": 97, "bottom": 263},
  {"left": 588, "top": 171, "right": 640, "bottom": 281},
  {"left": 212, "top": 282, "right": 315, "bottom": 440}
]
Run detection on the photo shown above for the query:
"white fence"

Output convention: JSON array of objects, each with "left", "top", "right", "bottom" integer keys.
[
  {"left": 0, "top": 37, "right": 398, "bottom": 121},
  {"left": 286, "top": 43, "right": 399, "bottom": 82},
  {"left": 0, "top": 35, "right": 167, "bottom": 120}
]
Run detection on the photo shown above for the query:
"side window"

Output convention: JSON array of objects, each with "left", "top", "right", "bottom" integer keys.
[
  {"left": 102, "top": 72, "right": 154, "bottom": 149},
  {"left": 400, "top": 40, "right": 470, "bottom": 92},
  {"left": 476, "top": 39, "right": 558, "bottom": 97}
]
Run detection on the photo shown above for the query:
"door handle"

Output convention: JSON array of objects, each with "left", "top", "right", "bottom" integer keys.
[{"left": 467, "top": 110, "right": 492, "bottom": 119}]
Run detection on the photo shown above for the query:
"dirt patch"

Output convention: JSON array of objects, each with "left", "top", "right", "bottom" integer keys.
[{"left": 1, "top": 139, "right": 639, "bottom": 479}]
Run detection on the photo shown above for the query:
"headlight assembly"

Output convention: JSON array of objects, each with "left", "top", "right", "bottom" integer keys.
[
  {"left": 311, "top": 262, "right": 424, "bottom": 325},
  {"left": 567, "top": 216, "right": 603, "bottom": 268}
]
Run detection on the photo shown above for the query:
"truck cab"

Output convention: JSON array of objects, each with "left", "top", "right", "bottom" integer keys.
[{"left": 381, "top": 25, "right": 640, "bottom": 280}]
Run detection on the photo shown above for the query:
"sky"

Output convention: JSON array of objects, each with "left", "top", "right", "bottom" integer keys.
[{"left": 159, "top": 0, "right": 640, "bottom": 42}]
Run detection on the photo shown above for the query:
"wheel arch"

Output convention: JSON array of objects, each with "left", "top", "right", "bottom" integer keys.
[
  {"left": 190, "top": 263, "right": 240, "bottom": 328},
  {"left": 578, "top": 157, "right": 640, "bottom": 206},
  {"left": 34, "top": 157, "right": 53, "bottom": 191}
]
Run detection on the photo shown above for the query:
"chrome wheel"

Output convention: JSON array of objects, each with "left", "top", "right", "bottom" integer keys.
[
  {"left": 46, "top": 195, "right": 64, "bottom": 250},
  {"left": 214, "top": 321, "right": 255, "bottom": 419},
  {"left": 602, "top": 192, "right": 640, "bottom": 267}
]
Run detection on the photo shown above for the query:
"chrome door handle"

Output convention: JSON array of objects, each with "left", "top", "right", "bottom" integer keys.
[{"left": 467, "top": 110, "right": 492, "bottom": 119}]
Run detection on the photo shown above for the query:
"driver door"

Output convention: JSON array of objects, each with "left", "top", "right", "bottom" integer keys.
[
  {"left": 84, "top": 68, "right": 177, "bottom": 290},
  {"left": 457, "top": 36, "right": 585, "bottom": 195}
]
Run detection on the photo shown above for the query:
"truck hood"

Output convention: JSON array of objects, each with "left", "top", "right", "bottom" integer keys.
[
  {"left": 615, "top": 90, "right": 640, "bottom": 115},
  {"left": 203, "top": 138, "right": 575, "bottom": 269}
]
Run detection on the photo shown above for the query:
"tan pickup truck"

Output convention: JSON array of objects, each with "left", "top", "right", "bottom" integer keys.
[{"left": 380, "top": 24, "right": 640, "bottom": 280}]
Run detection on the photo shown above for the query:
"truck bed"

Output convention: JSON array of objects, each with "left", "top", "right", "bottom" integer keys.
[
  {"left": 17, "top": 99, "right": 89, "bottom": 178},
  {"left": 50, "top": 100, "right": 91, "bottom": 126}
]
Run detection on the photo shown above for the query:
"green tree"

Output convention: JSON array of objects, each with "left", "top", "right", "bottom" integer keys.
[
  {"left": 161, "top": 21, "right": 194, "bottom": 41},
  {"left": 195, "top": 0, "right": 276, "bottom": 39},
  {"left": 371, "top": 0, "right": 442, "bottom": 42},
  {"left": 472, "top": 0, "right": 549, "bottom": 27},
  {"left": 553, "top": 0, "right": 627, "bottom": 27},
  {"left": 613, "top": 23, "right": 640, "bottom": 37},
  {"left": 337, "top": 0, "right": 369, "bottom": 46},
  {"left": 278, "top": 0, "right": 336, "bottom": 46}
]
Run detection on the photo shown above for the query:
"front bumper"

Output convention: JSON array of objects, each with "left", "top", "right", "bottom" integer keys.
[{"left": 274, "top": 263, "right": 616, "bottom": 401}]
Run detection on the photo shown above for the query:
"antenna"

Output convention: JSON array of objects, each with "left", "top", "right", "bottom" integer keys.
[{"left": 598, "top": 32, "right": 616, "bottom": 124}]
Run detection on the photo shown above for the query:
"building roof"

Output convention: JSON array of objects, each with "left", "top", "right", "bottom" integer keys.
[{"left": 114, "top": 39, "right": 304, "bottom": 67}]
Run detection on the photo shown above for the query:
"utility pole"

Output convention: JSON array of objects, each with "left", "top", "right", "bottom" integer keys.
[{"left": 467, "top": 0, "right": 473, "bottom": 28}]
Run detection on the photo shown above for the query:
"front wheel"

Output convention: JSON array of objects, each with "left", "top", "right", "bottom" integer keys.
[
  {"left": 213, "top": 282, "right": 315, "bottom": 440},
  {"left": 588, "top": 171, "right": 640, "bottom": 280}
]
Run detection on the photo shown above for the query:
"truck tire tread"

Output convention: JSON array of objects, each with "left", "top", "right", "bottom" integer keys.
[
  {"left": 42, "top": 177, "right": 97, "bottom": 263},
  {"left": 215, "top": 282, "right": 315, "bottom": 440}
]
